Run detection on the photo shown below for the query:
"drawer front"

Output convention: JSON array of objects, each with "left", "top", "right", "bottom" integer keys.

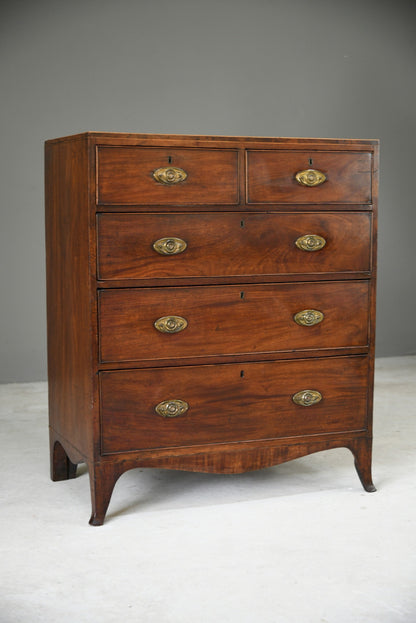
[
  {"left": 97, "top": 212, "right": 372, "bottom": 280},
  {"left": 100, "top": 356, "right": 369, "bottom": 453},
  {"left": 97, "top": 146, "right": 239, "bottom": 205},
  {"left": 247, "top": 150, "right": 372, "bottom": 204},
  {"left": 98, "top": 281, "right": 369, "bottom": 363}
]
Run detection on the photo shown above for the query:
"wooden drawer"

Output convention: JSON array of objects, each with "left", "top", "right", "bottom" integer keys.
[
  {"left": 100, "top": 355, "right": 369, "bottom": 453},
  {"left": 97, "top": 146, "right": 239, "bottom": 205},
  {"left": 247, "top": 150, "right": 372, "bottom": 204},
  {"left": 98, "top": 281, "right": 369, "bottom": 364},
  {"left": 97, "top": 212, "right": 372, "bottom": 281}
]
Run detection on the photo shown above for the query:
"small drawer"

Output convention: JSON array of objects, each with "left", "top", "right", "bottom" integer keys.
[
  {"left": 97, "top": 212, "right": 372, "bottom": 281},
  {"left": 246, "top": 150, "right": 372, "bottom": 204},
  {"left": 97, "top": 146, "right": 239, "bottom": 205},
  {"left": 100, "top": 355, "right": 369, "bottom": 453},
  {"left": 98, "top": 281, "right": 369, "bottom": 364}
]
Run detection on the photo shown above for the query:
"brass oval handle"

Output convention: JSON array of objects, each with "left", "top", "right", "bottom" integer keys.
[
  {"left": 153, "top": 237, "right": 187, "bottom": 255},
  {"left": 155, "top": 399, "right": 189, "bottom": 418},
  {"left": 295, "top": 234, "right": 326, "bottom": 252},
  {"left": 294, "top": 309, "right": 324, "bottom": 326},
  {"left": 295, "top": 168, "right": 326, "bottom": 187},
  {"left": 153, "top": 166, "right": 188, "bottom": 185},
  {"left": 154, "top": 315, "right": 188, "bottom": 334},
  {"left": 292, "top": 390, "right": 322, "bottom": 407}
]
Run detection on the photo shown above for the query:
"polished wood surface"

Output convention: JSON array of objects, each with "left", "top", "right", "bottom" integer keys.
[
  {"left": 97, "top": 212, "right": 372, "bottom": 280},
  {"left": 100, "top": 355, "right": 369, "bottom": 453},
  {"left": 98, "top": 281, "right": 369, "bottom": 364},
  {"left": 97, "top": 146, "right": 239, "bottom": 205},
  {"left": 87, "top": 434, "right": 375, "bottom": 525},
  {"left": 247, "top": 150, "right": 372, "bottom": 204},
  {"left": 45, "top": 132, "right": 378, "bottom": 525},
  {"left": 45, "top": 136, "right": 96, "bottom": 462}
]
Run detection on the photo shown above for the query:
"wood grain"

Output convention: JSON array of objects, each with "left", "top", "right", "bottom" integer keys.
[
  {"left": 247, "top": 150, "right": 372, "bottom": 203},
  {"left": 45, "top": 136, "right": 95, "bottom": 459},
  {"left": 97, "top": 146, "right": 239, "bottom": 205},
  {"left": 100, "top": 355, "right": 369, "bottom": 453},
  {"left": 98, "top": 281, "right": 369, "bottom": 364},
  {"left": 97, "top": 212, "right": 372, "bottom": 280},
  {"left": 45, "top": 132, "right": 378, "bottom": 524}
]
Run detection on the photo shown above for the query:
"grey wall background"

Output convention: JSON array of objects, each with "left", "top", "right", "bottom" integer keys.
[{"left": 1, "top": 0, "right": 415, "bottom": 383}]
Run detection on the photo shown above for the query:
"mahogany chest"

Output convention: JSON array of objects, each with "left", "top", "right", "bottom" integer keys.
[{"left": 45, "top": 133, "right": 378, "bottom": 525}]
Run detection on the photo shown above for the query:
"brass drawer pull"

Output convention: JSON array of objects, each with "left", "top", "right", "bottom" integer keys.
[
  {"left": 294, "top": 309, "right": 324, "bottom": 326},
  {"left": 295, "top": 168, "right": 326, "bottom": 187},
  {"left": 154, "top": 315, "right": 188, "bottom": 334},
  {"left": 153, "top": 237, "right": 187, "bottom": 255},
  {"left": 295, "top": 234, "right": 326, "bottom": 252},
  {"left": 292, "top": 390, "right": 322, "bottom": 407},
  {"left": 153, "top": 166, "right": 188, "bottom": 185},
  {"left": 155, "top": 399, "right": 189, "bottom": 418}
]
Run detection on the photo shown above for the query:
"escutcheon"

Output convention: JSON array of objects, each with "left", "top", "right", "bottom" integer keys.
[
  {"left": 294, "top": 309, "right": 324, "bottom": 326},
  {"left": 295, "top": 234, "right": 326, "bottom": 252},
  {"left": 292, "top": 390, "right": 322, "bottom": 407},
  {"left": 152, "top": 166, "right": 188, "bottom": 185},
  {"left": 155, "top": 399, "right": 189, "bottom": 418},
  {"left": 153, "top": 237, "right": 187, "bottom": 255},
  {"left": 295, "top": 168, "right": 326, "bottom": 187},
  {"left": 154, "top": 316, "right": 188, "bottom": 334}
]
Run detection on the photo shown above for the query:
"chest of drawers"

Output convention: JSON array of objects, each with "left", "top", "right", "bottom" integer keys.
[{"left": 45, "top": 133, "right": 378, "bottom": 525}]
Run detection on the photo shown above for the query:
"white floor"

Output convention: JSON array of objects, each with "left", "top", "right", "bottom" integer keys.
[{"left": 1, "top": 356, "right": 415, "bottom": 623}]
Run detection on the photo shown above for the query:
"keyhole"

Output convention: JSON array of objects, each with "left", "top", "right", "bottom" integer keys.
[
  {"left": 309, "top": 158, "right": 313, "bottom": 166},
  {"left": 240, "top": 292, "right": 245, "bottom": 299},
  {"left": 240, "top": 220, "right": 245, "bottom": 228},
  {"left": 240, "top": 370, "right": 244, "bottom": 378},
  {"left": 168, "top": 156, "right": 172, "bottom": 164}
]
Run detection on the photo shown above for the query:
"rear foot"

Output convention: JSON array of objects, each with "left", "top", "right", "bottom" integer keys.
[{"left": 50, "top": 436, "right": 78, "bottom": 481}]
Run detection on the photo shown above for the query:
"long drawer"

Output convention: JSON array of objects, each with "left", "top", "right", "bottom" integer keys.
[
  {"left": 98, "top": 281, "right": 369, "bottom": 363},
  {"left": 100, "top": 355, "right": 369, "bottom": 453},
  {"left": 97, "top": 212, "right": 372, "bottom": 280}
]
